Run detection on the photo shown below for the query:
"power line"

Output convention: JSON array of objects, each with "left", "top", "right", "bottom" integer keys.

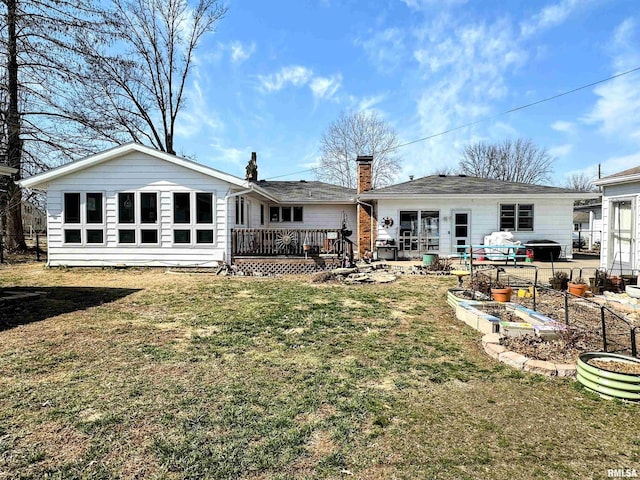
[
  {"left": 265, "top": 66, "right": 640, "bottom": 180},
  {"left": 393, "top": 65, "right": 640, "bottom": 150}
]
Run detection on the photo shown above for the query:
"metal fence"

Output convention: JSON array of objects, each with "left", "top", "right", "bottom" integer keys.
[
  {"left": 0, "top": 234, "right": 47, "bottom": 263},
  {"left": 473, "top": 266, "right": 639, "bottom": 358}
]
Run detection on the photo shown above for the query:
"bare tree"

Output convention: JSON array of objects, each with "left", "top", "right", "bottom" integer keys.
[
  {"left": 431, "top": 166, "right": 458, "bottom": 176},
  {"left": 459, "top": 139, "right": 554, "bottom": 185},
  {"left": 565, "top": 172, "right": 597, "bottom": 192},
  {"left": 74, "top": 0, "right": 226, "bottom": 154},
  {"left": 1, "top": 0, "right": 100, "bottom": 249},
  {"left": 315, "top": 111, "right": 401, "bottom": 189}
]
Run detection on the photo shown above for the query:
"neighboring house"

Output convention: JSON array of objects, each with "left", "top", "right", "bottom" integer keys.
[
  {"left": 355, "top": 157, "right": 593, "bottom": 261},
  {"left": 18, "top": 144, "right": 592, "bottom": 269},
  {"left": 22, "top": 200, "right": 47, "bottom": 236},
  {"left": 594, "top": 167, "right": 640, "bottom": 275},
  {"left": 573, "top": 202, "right": 602, "bottom": 249},
  {"left": 18, "top": 143, "right": 356, "bottom": 268}
]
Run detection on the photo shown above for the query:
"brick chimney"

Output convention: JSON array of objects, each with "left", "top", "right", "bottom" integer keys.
[
  {"left": 245, "top": 152, "right": 258, "bottom": 182},
  {"left": 356, "top": 156, "right": 375, "bottom": 258}
]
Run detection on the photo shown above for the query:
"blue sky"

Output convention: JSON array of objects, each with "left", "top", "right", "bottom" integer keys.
[{"left": 174, "top": 0, "right": 640, "bottom": 186}]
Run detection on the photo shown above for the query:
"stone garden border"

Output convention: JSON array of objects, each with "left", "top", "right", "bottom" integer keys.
[{"left": 482, "top": 333, "right": 577, "bottom": 377}]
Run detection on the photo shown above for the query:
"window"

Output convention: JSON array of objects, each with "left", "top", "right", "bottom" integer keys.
[
  {"left": 141, "top": 193, "right": 157, "bottom": 223},
  {"left": 119, "top": 229, "right": 136, "bottom": 244},
  {"left": 86, "top": 193, "right": 103, "bottom": 224},
  {"left": 141, "top": 229, "right": 158, "bottom": 244},
  {"left": 119, "top": 193, "right": 135, "bottom": 223},
  {"left": 270, "top": 206, "right": 280, "bottom": 222},
  {"left": 63, "top": 192, "right": 104, "bottom": 245},
  {"left": 260, "top": 204, "right": 265, "bottom": 225},
  {"left": 235, "top": 196, "right": 245, "bottom": 225},
  {"left": 174, "top": 193, "right": 190, "bottom": 223},
  {"left": 174, "top": 230, "right": 191, "bottom": 244},
  {"left": 399, "top": 210, "right": 440, "bottom": 252},
  {"left": 64, "top": 193, "right": 81, "bottom": 223},
  {"left": 196, "top": 230, "right": 214, "bottom": 243},
  {"left": 196, "top": 193, "right": 213, "bottom": 223},
  {"left": 269, "top": 206, "right": 304, "bottom": 223},
  {"left": 87, "top": 229, "right": 104, "bottom": 244},
  {"left": 171, "top": 192, "right": 215, "bottom": 245},
  {"left": 500, "top": 204, "right": 534, "bottom": 231},
  {"left": 282, "top": 206, "right": 292, "bottom": 222},
  {"left": 64, "top": 229, "right": 81, "bottom": 243}
]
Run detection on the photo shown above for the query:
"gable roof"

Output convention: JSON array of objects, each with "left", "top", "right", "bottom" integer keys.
[
  {"left": 359, "top": 174, "right": 592, "bottom": 199},
  {"left": 256, "top": 180, "right": 355, "bottom": 204},
  {"left": 594, "top": 165, "right": 640, "bottom": 186},
  {"left": 18, "top": 143, "right": 253, "bottom": 191}
]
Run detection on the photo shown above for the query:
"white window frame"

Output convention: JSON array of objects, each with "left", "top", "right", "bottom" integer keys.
[
  {"left": 116, "top": 191, "right": 160, "bottom": 246},
  {"left": 171, "top": 191, "right": 216, "bottom": 246},
  {"left": 268, "top": 205, "right": 304, "bottom": 224},
  {"left": 499, "top": 203, "right": 534, "bottom": 232},
  {"left": 62, "top": 191, "right": 106, "bottom": 246}
]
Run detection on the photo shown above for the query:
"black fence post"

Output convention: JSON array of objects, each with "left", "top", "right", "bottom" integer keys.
[
  {"left": 564, "top": 292, "right": 569, "bottom": 325},
  {"left": 0, "top": 233, "right": 3, "bottom": 264},
  {"left": 36, "top": 234, "right": 40, "bottom": 261},
  {"left": 600, "top": 307, "right": 608, "bottom": 353},
  {"left": 631, "top": 327, "right": 637, "bottom": 358},
  {"left": 533, "top": 268, "right": 538, "bottom": 311}
]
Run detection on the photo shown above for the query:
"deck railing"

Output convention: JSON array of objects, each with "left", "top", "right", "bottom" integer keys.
[{"left": 231, "top": 228, "right": 348, "bottom": 257}]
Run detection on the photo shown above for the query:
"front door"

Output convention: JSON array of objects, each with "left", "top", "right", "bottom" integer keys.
[{"left": 452, "top": 210, "right": 471, "bottom": 255}]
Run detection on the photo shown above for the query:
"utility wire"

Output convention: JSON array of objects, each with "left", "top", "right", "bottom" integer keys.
[{"left": 265, "top": 66, "right": 640, "bottom": 180}]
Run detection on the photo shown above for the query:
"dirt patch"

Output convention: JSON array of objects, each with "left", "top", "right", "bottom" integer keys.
[
  {"left": 499, "top": 328, "right": 603, "bottom": 364},
  {"left": 589, "top": 359, "right": 640, "bottom": 374}
]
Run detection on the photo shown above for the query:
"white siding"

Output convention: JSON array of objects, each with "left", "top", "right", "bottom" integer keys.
[
  {"left": 599, "top": 184, "right": 640, "bottom": 272},
  {"left": 376, "top": 196, "right": 574, "bottom": 257},
  {"left": 46, "top": 151, "right": 232, "bottom": 267}
]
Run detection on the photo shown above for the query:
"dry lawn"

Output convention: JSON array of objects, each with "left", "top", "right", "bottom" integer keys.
[{"left": 0, "top": 264, "right": 638, "bottom": 479}]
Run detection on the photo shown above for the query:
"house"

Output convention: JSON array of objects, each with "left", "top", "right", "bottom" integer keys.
[
  {"left": 573, "top": 202, "right": 602, "bottom": 249},
  {"left": 21, "top": 199, "right": 47, "bottom": 236},
  {"left": 355, "top": 157, "right": 592, "bottom": 261},
  {"left": 593, "top": 166, "right": 640, "bottom": 275},
  {"left": 18, "top": 144, "right": 591, "bottom": 271},
  {"left": 18, "top": 143, "right": 357, "bottom": 270}
]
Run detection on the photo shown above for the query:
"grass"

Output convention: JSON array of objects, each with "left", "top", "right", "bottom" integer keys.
[{"left": 0, "top": 264, "right": 639, "bottom": 479}]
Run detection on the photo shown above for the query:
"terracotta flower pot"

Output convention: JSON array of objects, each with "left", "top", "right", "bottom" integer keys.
[
  {"left": 491, "top": 287, "right": 512, "bottom": 303},
  {"left": 568, "top": 282, "right": 588, "bottom": 297}
]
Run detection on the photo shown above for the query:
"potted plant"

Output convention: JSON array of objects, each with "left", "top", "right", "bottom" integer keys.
[
  {"left": 590, "top": 269, "right": 608, "bottom": 294},
  {"left": 568, "top": 277, "right": 588, "bottom": 297},
  {"left": 549, "top": 271, "right": 569, "bottom": 291},
  {"left": 490, "top": 279, "right": 512, "bottom": 302}
]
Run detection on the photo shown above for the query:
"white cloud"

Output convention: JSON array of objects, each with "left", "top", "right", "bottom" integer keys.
[
  {"left": 407, "top": 14, "right": 528, "bottom": 174},
  {"left": 309, "top": 74, "right": 342, "bottom": 100},
  {"left": 208, "top": 142, "right": 246, "bottom": 166},
  {"left": 584, "top": 19, "right": 640, "bottom": 143},
  {"left": 520, "top": 0, "right": 582, "bottom": 38},
  {"left": 599, "top": 151, "right": 640, "bottom": 178},
  {"left": 230, "top": 41, "right": 256, "bottom": 64},
  {"left": 551, "top": 120, "right": 576, "bottom": 134},
  {"left": 356, "top": 27, "right": 407, "bottom": 74},
  {"left": 258, "top": 65, "right": 313, "bottom": 92},
  {"left": 548, "top": 143, "right": 573, "bottom": 157},
  {"left": 257, "top": 65, "right": 342, "bottom": 100},
  {"left": 174, "top": 78, "right": 223, "bottom": 138}
]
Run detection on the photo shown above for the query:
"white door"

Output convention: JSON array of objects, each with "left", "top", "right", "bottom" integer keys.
[
  {"left": 609, "top": 199, "right": 634, "bottom": 274},
  {"left": 452, "top": 210, "right": 471, "bottom": 255}
]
